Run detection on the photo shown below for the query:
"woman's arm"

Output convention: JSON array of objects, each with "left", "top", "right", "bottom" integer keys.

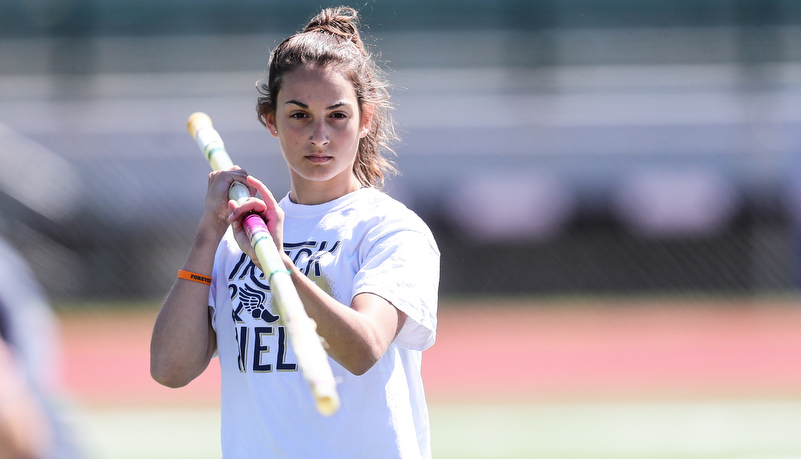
[
  {"left": 290, "top": 265, "right": 407, "bottom": 375},
  {"left": 149, "top": 220, "right": 220, "bottom": 388},
  {"left": 150, "top": 168, "right": 252, "bottom": 387}
]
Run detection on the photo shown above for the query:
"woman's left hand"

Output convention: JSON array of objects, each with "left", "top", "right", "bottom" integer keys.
[{"left": 228, "top": 176, "right": 285, "bottom": 271}]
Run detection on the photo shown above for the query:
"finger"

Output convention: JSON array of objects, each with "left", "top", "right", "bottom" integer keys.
[
  {"left": 217, "top": 167, "right": 255, "bottom": 196},
  {"left": 234, "top": 171, "right": 257, "bottom": 197},
  {"left": 210, "top": 169, "right": 244, "bottom": 192},
  {"left": 228, "top": 196, "right": 281, "bottom": 229},
  {"left": 247, "top": 176, "right": 278, "bottom": 206},
  {"left": 227, "top": 198, "right": 265, "bottom": 222}
]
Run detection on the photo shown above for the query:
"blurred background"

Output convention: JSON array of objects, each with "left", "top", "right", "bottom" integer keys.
[
  {"left": 2, "top": 1, "right": 801, "bottom": 458},
  {"left": 1, "top": 0, "right": 800, "bottom": 300}
]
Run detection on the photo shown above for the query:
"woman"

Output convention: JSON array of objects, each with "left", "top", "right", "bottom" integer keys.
[{"left": 151, "top": 6, "right": 440, "bottom": 458}]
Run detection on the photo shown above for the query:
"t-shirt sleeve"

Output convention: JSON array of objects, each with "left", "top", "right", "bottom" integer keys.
[{"left": 352, "top": 228, "right": 440, "bottom": 351}]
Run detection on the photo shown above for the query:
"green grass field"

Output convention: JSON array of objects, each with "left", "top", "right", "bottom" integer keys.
[{"left": 69, "top": 398, "right": 801, "bottom": 459}]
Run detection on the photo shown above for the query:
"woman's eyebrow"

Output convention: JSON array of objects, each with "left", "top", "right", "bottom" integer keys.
[
  {"left": 284, "top": 100, "right": 351, "bottom": 110},
  {"left": 285, "top": 100, "right": 308, "bottom": 109}
]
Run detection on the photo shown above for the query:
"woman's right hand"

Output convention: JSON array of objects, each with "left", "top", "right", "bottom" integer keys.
[{"left": 201, "top": 166, "right": 254, "bottom": 234}]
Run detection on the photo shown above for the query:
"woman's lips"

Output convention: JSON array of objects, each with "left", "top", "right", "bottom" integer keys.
[{"left": 306, "top": 154, "right": 332, "bottom": 163}]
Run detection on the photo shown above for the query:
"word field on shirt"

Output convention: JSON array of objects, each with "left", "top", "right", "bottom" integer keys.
[{"left": 227, "top": 240, "right": 340, "bottom": 373}]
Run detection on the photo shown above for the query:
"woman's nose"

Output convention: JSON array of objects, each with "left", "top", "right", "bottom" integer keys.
[{"left": 310, "top": 122, "right": 330, "bottom": 146}]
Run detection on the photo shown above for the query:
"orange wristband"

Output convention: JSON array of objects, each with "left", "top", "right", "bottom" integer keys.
[{"left": 177, "top": 269, "right": 212, "bottom": 285}]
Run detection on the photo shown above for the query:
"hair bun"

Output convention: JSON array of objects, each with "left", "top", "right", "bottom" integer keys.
[{"left": 303, "top": 6, "right": 361, "bottom": 46}]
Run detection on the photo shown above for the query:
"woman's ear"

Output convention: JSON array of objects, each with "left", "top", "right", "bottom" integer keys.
[
  {"left": 264, "top": 112, "right": 279, "bottom": 137},
  {"left": 359, "top": 105, "right": 374, "bottom": 138}
]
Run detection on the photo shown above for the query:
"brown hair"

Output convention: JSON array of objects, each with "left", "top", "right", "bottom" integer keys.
[{"left": 256, "top": 6, "right": 398, "bottom": 188}]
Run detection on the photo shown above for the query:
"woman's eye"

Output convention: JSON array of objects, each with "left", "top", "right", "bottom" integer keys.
[
  {"left": 330, "top": 112, "right": 347, "bottom": 119},
  {"left": 289, "top": 112, "right": 308, "bottom": 119}
]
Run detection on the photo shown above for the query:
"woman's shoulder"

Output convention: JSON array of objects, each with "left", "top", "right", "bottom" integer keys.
[
  {"left": 352, "top": 188, "right": 435, "bottom": 238},
  {"left": 354, "top": 188, "right": 418, "bottom": 218}
]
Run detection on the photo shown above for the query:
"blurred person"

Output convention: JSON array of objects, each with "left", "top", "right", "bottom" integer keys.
[
  {"left": 151, "top": 6, "right": 440, "bottom": 458},
  {"left": 0, "top": 335, "right": 53, "bottom": 459},
  {"left": 0, "top": 237, "right": 84, "bottom": 459}
]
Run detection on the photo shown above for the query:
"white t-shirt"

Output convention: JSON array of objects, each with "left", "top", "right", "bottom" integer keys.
[{"left": 209, "top": 187, "right": 440, "bottom": 458}]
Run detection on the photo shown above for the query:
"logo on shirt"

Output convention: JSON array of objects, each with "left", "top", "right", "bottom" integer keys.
[
  {"left": 225, "top": 241, "right": 341, "bottom": 374},
  {"left": 233, "top": 284, "right": 280, "bottom": 323}
]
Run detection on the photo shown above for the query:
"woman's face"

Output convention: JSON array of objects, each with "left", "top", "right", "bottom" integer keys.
[{"left": 264, "top": 64, "right": 370, "bottom": 203}]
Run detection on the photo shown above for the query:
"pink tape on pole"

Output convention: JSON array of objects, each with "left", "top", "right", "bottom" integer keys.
[{"left": 243, "top": 213, "right": 269, "bottom": 238}]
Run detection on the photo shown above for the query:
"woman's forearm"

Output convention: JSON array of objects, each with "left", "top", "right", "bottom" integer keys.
[
  {"left": 288, "top": 261, "right": 406, "bottom": 375},
  {"left": 150, "top": 219, "right": 224, "bottom": 387}
]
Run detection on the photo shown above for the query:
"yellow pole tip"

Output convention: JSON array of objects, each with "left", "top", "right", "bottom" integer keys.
[
  {"left": 316, "top": 396, "right": 340, "bottom": 417},
  {"left": 186, "top": 112, "right": 212, "bottom": 138}
]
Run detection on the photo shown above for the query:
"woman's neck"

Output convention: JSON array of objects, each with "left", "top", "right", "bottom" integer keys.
[{"left": 289, "top": 174, "right": 363, "bottom": 205}]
